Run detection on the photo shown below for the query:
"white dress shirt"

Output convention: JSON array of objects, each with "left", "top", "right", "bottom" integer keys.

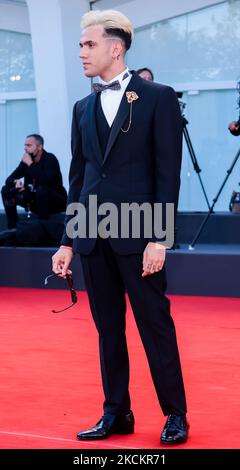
[{"left": 98, "top": 68, "right": 132, "bottom": 127}]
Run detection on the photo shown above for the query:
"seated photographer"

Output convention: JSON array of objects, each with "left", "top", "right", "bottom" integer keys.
[
  {"left": 1, "top": 134, "right": 67, "bottom": 229},
  {"left": 228, "top": 120, "right": 240, "bottom": 136}
]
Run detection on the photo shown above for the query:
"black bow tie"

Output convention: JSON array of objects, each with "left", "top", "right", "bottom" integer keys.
[{"left": 92, "top": 80, "right": 121, "bottom": 93}]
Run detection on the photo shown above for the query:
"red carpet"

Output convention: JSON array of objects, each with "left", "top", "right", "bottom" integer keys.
[{"left": 0, "top": 287, "right": 239, "bottom": 449}]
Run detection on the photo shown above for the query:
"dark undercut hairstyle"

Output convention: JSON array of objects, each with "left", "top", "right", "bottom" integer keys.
[
  {"left": 104, "top": 28, "right": 132, "bottom": 51},
  {"left": 27, "top": 134, "right": 44, "bottom": 146}
]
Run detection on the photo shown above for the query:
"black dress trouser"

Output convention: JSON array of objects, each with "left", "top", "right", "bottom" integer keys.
[{"left": 80, "top": 237, "right": 187, "bottom": 417}]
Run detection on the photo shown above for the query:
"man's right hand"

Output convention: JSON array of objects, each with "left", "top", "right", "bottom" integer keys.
[
  {"left": 14, "top": 179, "right": 25, "bottom": 192},
  {"left": 228, "top": 120, "right": 240, "bottom": 136},
  {"left": 52, "top": 247, "right": 73, "bottom": 277},
  {"left": 22, "top": 153, "right": 33, "bottom": 166}
]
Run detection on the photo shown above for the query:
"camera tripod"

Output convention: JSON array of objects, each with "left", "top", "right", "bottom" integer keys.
[
  {"left": 189, "top": 145, "right": 240, "bottom": 249},
  {"left": 179, "top": 100, "right": 210, "bottom": 210}
]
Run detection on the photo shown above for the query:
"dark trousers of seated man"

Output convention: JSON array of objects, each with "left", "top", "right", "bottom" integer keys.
[{"left": 1, "top": 185, "right": 66, "bottom": 229}]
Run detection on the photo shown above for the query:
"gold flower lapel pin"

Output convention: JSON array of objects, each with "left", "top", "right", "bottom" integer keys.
[
  {"left": 121, "top": 91, "right": 139, "bottom": 133},
  {"left": 126, "top": 91, "right": 139, "bottom": 104}
]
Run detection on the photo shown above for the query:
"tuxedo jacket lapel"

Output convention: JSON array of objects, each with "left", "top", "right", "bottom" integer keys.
[
  {"left": 86, "top": 92, "right": 103, "bottom": 166},
  {"left": 102, "top": 72, "right": 143, "bottom": 166}
]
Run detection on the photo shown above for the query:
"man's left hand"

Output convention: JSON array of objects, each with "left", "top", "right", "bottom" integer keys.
[{"left": 142, "top": 242, "right": 166, "bottom": 277}]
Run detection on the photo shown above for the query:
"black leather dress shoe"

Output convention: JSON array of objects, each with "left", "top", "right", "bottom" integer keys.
[
  {"left": 77, "top": 411, "right": 134, "bottom": 440},
  {"left": 161, "top": 414, "right": 189, "bottom": 445}
]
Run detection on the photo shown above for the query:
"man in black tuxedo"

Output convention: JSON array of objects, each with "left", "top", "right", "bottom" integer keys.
[{"left": 52, "top": 9, "right": 188, "bottom": 445}]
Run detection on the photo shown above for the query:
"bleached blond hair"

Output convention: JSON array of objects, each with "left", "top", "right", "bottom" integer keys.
[{"left": 81, "top": 9, "right": 133, "bottom": 50}]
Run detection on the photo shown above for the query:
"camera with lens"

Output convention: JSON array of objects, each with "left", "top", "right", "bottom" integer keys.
[
  {"left": 25, "top": 184, "right": 34, "bottom": 193},
  {"left": 176, "top": 91, "right": 186, "bottom": 117},
  {"left": 7, "top": 181, "right": 34, "bottom": 199}
]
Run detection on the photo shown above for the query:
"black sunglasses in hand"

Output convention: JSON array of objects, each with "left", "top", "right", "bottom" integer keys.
[{"left": 44, "top": 273, "right": 77, "bottom": 313}]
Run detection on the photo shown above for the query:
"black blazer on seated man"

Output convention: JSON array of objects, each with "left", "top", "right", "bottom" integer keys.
[{"left": 61, "top": 71, "right": 182, "bottom": 254}]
